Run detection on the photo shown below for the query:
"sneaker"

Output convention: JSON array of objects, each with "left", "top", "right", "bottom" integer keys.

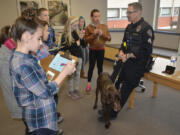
[
  {"left": 98, "top": 109, "right": 104, "bottom": 115},
  {"left": 68, "top": 91, "right": 80, "bottom": 100},
  {"left": 57, "top": 129, "right": 63, "bottom": 135},
  {"left": 73, "top": 89, "right": 82, "bottom": 97},
  {"left": 57, "top": 116, "right": 64, "bottom": 124},
  {"left": 86, "top": 84, "right": 91, "bottom": 93}
]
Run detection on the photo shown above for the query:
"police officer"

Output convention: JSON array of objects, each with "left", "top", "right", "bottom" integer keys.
[
  {"left": 99, "top": 2, "right": 154, "bottom": 121},
  {"left": 117, "top": 2, "right": 154, "bottom": 109}
]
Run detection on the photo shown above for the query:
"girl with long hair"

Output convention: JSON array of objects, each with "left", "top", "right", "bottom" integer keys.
[{"left": 61, "top": 16, "right": 83, "bottom": 99}]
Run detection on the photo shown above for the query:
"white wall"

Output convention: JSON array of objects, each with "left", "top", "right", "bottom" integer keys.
[
  {"left": 0, "top": 0, "right": 18, "bottom": 29},
  {"left": 71, "top": 0, "right": 107, "bottom": 25},
  {"left": 154, "top": 33, "right": 180, "bottom": 49},
  {"left": 140, "top": 0, "right": 155, "bottom": 26}
]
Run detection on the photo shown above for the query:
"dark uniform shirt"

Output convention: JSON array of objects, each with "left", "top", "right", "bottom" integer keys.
[{"left": 120, "top": 17, "right": 154, "bottom": 65}]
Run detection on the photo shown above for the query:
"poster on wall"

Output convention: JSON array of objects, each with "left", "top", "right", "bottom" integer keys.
[
  {"left": 16, "top": 0, "right": 70, "bottom": 30},
  {"left": 44, "top": 0, "right": 70, "bottom": 29},
  {"left": 16, "top": 0, "right": 41, "bottom": 16}
]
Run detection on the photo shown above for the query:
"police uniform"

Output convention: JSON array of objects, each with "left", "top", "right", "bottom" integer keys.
[{"left": 114, "top": 18, "right": 154, "bottom": 109}]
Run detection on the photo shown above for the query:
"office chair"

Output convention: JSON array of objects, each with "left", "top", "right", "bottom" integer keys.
[{"left": 136, "top": 79, "right": 146, "bottom": 92}]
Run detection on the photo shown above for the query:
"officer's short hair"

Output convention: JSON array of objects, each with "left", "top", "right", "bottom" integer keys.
[{"left": 128, "top": 2, "right": 142, "bottom": 11}]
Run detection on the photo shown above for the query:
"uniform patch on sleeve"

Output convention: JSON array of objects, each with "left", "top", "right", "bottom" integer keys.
[
  {"left": 148, "top": 38, "right": 152, "bottom": 44},
  {"left": 147, "top": 29, "right": 152, "bottom": 37}
]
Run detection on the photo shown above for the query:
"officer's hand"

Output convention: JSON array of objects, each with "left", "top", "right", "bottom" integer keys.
[
  {"left": 119, "top": 50, "right": 128, "bottom": 63},
  {"left": 129, "top": 53, "right": 136, "bottom": 58}
]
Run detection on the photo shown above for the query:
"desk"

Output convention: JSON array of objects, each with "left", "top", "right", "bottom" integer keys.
[{"left": 129, "top": 57, "right": 180, "bottom": 108}]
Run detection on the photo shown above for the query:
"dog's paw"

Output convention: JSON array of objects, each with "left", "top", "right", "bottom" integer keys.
[
  {"left": 105, "top": 122, "right": 111, "bottom": 129},
  {"left": 93, "top": 105, "right": 97, "bottom": 110}
]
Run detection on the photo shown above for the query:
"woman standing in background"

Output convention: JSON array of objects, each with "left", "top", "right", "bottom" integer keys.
[
  {"left": 61, "top": 16, "right": 83, "bottom": 99},
  {"left": 85, "top": 9, "right": 111, "bottom": 92}
]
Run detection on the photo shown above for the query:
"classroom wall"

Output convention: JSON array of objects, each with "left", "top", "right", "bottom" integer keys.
[
  {"left": 154, "top": 34, "right": 179, "bottom": 50},
  {"left": 71, "top": 0, "right": 107, "bottom": 25},
  {"left": 0, "top": 0, "right": 18, "bottom": 29},
  {"left": 0, "top": 0, "right": 179, "bottom": 50},
  {"left": 0, "top": 0, "right": 106, "bottom": 29}
]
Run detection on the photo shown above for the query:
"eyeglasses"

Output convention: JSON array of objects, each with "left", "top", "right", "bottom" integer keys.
[{"left": 126, "top": 10, "right": 137, "bottom": 15}]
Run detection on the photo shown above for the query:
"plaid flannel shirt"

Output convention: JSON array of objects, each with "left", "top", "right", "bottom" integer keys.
[
  {"left": 44, "top": 25, "right": 57, "bottom": 49},
  {"left": 9, "top": 51, "right": 59, "bottom": 132},
  {"left": 36, "top": 44, "right": 50, "bottom": 60}
]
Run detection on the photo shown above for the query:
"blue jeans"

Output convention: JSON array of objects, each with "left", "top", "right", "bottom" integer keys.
[{"left": 31, "top": 128, "right": 57, "bottom": 135}]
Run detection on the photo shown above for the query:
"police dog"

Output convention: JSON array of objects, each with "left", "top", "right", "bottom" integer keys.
[{"left": 93, "top": 72, "right": 121, "bottom": 129}]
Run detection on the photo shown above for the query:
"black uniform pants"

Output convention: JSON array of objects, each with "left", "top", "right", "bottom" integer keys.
[
  {"left": 111, "top": 59, "right": 145, "bottom": 108},
  {"left": 88, "top": 49, "right": 104, "bottom": 82}
]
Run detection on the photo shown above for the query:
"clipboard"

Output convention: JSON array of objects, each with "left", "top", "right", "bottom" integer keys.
[
  {"left": 49, "top": 53, "right": 75, "bottom": 72},
  {"left": 40, "top": 51, "right": 78, "bottom": 81}
]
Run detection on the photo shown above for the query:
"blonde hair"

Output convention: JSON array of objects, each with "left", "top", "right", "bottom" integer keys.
[{"left": 62, "top": 16, "right": 79, "bottom": 45}]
